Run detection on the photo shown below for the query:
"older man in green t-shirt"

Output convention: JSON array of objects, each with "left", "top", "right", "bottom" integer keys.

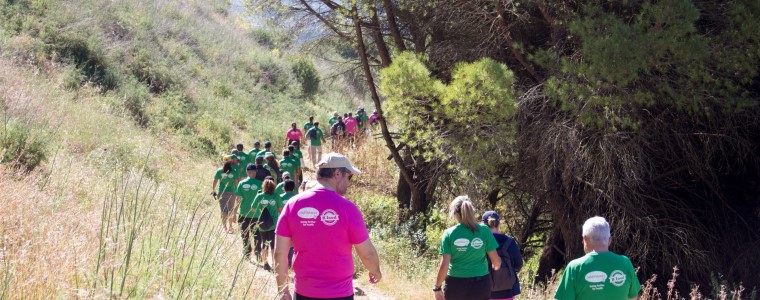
[{"left": 554, "top": 216, "right": 641, "bottom": 300}]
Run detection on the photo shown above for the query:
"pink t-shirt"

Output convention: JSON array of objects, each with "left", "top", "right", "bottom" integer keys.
[
  {"left": 275, "top": 188, "right": 369, "bottom": 298},
  {"left": 344, "top": 117, "right": 357, "bottom": 134},
  {"left": 286, "top": 128, "right": 303, "bottom": 141}
]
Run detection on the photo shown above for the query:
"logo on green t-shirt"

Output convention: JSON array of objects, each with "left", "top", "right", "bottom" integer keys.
[
  {"left": 470, "top": 238, "right": 483, "bottom": 249},
  {"left": 609, "top": 270, "right": 627, "bottom": 287}
]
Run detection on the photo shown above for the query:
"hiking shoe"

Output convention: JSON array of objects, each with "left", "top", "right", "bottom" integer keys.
[{"left": 263, "top": 263, "right": 272, "bottom": 271}]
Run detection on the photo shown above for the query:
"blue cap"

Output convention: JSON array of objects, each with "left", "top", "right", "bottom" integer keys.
[{"left": 482, "top": 211, "right": 500, "bottom": 223}]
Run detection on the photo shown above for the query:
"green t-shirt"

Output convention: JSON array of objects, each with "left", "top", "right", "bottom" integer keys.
[
  {"left": 248, "top": 148, "right": 262, "bottom": 158},
  {"left": 439, "top": 223, "right": 498, "bottom": 278},
  {"left": 303, "top": 121, "right": 314, "bottom": 133},
  {"left": 357, "top": 113, "right": 369, "bottom": 128},
  {"left": 235, "top": 177, "right": 263, "bottom": 218},
  {"left": 280, "top": 192, "right": 296, "bottom": 205},
  {"left": 328, "top": 116, "right": 338, "bottom": 127},
  {"left": 235, "top": 157, "right": 249, "bottom": 178},
  {"left": 237, "top": 152, "right": 250, "bottom": 167},
  {"left": 214, "top": 168, "right": 238, "bottom": 193},
  {"left": 554, "top": 251, "right": 641, "bottom": 300},
  {"left": 279, "top": 157, "right": 299, "bottom": 178},
  {"left": 292, "top": 149, "right": 303, "bottom": 160},
  {"left": 251, "top": 193, "right": 282, "bottom": 231},
  {"left": 306, "top": 128, "right": 324, "bottom": 146}
]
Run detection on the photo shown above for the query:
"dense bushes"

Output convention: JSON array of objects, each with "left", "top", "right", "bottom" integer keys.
[
  {"left": 292, "top": 57, "right": 320, "bottom": 98},
  {"left": 0, "top": 118, "right": 48, "bottom": 171}
]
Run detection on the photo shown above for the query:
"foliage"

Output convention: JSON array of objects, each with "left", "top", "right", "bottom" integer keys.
[
  {"left": 291, "top": 57, "right": 320, "bottom": 98},
  {"left": 380, "top": 53, "right": 519, "bottom": 193},
  {"left": 0, "top": 117, "right": 48, "bottom": 171}
]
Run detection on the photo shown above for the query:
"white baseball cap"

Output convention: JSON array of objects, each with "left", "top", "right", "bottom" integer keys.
[{"left": 316, "top": 152, "right": 362, "bottom": 174}]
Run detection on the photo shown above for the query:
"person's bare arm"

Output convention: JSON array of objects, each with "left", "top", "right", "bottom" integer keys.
[
  {"left": 354, "top": 239, "right": 381, "bottom": 283},
  {"left": 212, "top": 179, "right": 218, "bottom": 195},
  {"left": 487, "top": 250, "right": 501, "bottom": 270},
  {"left": 433, "top": 254, "right": 450, "bottom": 300},
  {"left": 274, "top": 234, "right": 292, "bottom": 299}
]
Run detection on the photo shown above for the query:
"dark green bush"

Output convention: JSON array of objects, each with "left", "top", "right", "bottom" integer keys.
[
  {"left": 44, "top": 31, "right": 118, "bottom": 91},
  {"left": 1, "top": 119, "right": 48, "bottom": 171},
  {"left": 118, "top": 77, "right": 151, "bottom": 126},
  {"left": 124, "top": 47, "right": 176, "bottom": 94},
  {"left": 292, "top": 57, "right": 320, "bottom": 98}
]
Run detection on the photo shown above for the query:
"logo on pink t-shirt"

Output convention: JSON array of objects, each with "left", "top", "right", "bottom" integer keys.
[{"left": 320, "top": 209, "right": 340, "bottom": 226}]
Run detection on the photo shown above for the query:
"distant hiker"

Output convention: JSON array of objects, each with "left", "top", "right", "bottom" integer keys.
[
  {"left": 356, "top": 107, "right": 368, "bottom": 130},
  {"left": 554, "top": 216, "right": 641, "bottom": 300},
  {"left": 251, "top": 178, "right": 281, "bottom": 271},
  {"left": 344, "top": 113, "right": 357, "bottom": 146},
  {"left": 236, "top": 144, "right": 250, "bottom": 173},
  {"left": 288, "top": 144, "right": 305, "bottom": 178},
  {"left": 285, "top": 122, "right": 303, "bottom": 147},
  {"left": 328, "top": 111, "right": 339, "bottom": 128},
  {"left": 274, "top": 153, "right": 382, "bottom": 300},
  {"left": 212, "top": 160, "right": 238, "bottom": 234},
  {"left": 279, "top": 150, "right": 300, "bottom": 184},
  {"left": 254, "top": 156, "right": 272, "bottom": 181},
  {"left": 482, "top": 211, "right": 523, "bottom": 300},
  {"left": 280, "top": 180, "right": 296, "bottom": 204},
  {"left": 434, "top": 196, "right": 501, "bottom": 300},
  {"left": 275, "top": 171, "right": 292, "bottom": 195},
  {"left": 231, "top": 150, "right": 247, "bottom": 181},
  {"left": 305, "top": 116, "right": 316, "bottom": 162},
  {"left": 305, "top": 122, "right": 326, "bottom": 167},
  {"left": 249, "top": 141, "right": 263, "bottom": 158},
  {"left": 257, "top": 141, "right": 277, "bottom": 160},
  {"left": 237, "top": 163, "right": 264, "bottom": 260},
  {"left": 330, "top": 116, "right": 346, "bottom": 151},
  {"left": 264, "top": 152, "right": 282, "bottom": 183},
  {"left": 369, "top": 110, "right": 380, "bottom": 129}
]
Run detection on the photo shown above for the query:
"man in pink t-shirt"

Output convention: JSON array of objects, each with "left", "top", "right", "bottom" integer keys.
[
  {"left": 343, "top": 113, "right": 357, "bottom": 135},
  {"left": 274, "top": 153, "right": 381, "bottom": 300},
  {"left": 285, "top": 122, "right": 304, "bottom": 147}
]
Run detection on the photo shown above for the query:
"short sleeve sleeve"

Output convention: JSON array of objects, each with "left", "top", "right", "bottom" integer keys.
[
  {"left": 235, "top": 182, "right": 243, "bottom": 196},
  {"left": 346, "top": 203, "right": 369, "bottom": 245},
  {"left": 554, "top": 267, "right": 576, "bottom": 300},
  {"left": 627, "top": 258, "right": 642, "bottom": 298},
  {"left": 214, "top": 169, "right": 221, "bottom": 180},
  {"left": 484, "top": 227, "right": 498, "bottom": 252},
  {"left": 275, "top": 203, "right": 292, "bottom": 237},
  {"left": 439, "top": 230, "right": 451, "bottom": 255}
]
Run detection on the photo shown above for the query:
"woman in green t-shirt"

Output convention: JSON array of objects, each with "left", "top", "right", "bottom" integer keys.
[
  {"left": 433, "top": 196, "right": 501, "bottom": 300},
  {"left": 212, "top": 160, "right": 237, "bottom": 234},
  {"left": 250, "top": 178, "right": 281, "bottom": 271}
]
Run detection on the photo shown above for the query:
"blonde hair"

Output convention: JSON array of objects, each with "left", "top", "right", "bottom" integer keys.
[
  {"left": 262, "top": 179, "right": 276, "bottom": 195},
  {"left": 449, "top": 195, "right": 478, "bottom": 233}
]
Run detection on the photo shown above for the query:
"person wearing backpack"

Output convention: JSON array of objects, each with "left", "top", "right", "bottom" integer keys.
[
  {"left": 250, "top": 178, "right": 281, "bottom": 271},
  {"left": 482, "top": 211, "right": 523, "bottom": 300},
  {"left": 434, "top": 196, "right": 502, "bottom": 300}
]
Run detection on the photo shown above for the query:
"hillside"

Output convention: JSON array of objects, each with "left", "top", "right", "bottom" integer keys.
[{"left": 0, "top": 0, "right": 377, "bottom": 298}]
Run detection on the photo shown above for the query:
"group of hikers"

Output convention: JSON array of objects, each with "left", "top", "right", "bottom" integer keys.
[{"left": 211, "top": 110, "right": 641, "bottom": 300}]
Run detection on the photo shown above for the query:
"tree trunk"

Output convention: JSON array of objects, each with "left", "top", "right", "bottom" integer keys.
[
  {"left": 382, "top": 0, "right": 407, "bottom": 51},
  {"left": 352, "top": 5, "right": 421, "bottom": 221},
  {"left": 535, "top": 225, "right": 566, "bottom": 283},
  {"left": 486, "top": 188, "right": 501, "bottom": 209},
  {"left": 370, "top": 5, "right": 392, "bottom": 67}
]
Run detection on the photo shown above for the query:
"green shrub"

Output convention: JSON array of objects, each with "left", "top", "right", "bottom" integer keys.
[
  {"left": 292, "top": 57, "right": 320, "bottom": 98},
  {"left": 0, "top": 118, "right": 48, "bottom": 171},
  {"left": 117, "top": 77, "right": 151, "bottom": 126},
  {"left": 148, "top": 90, "right": 196, "bottom": 133},
  {"left": 124, "top": 47, "right": 176, "bottom": 94},
  {"left": 43, "top": 31, "right": 118, "bottom": 90},
  {"left": 59, "top": 64, "right": 85, "bottom": 90}
]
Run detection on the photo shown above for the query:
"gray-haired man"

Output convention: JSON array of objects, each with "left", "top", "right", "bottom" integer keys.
[{"left": 554, "top": 216, "right": 641, "bottom": 300}]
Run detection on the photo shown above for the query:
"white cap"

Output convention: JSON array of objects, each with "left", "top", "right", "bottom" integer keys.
[{"left": 316, "top": 152, "right": 362, "bottom": 174}]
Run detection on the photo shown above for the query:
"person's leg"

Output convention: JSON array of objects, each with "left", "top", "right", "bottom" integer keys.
[
  {"left": 308, "top": 145, "right": 314, "bottom": 162},
  {"left": 219, "top": 195, "right": 229, "bottom": 232},
  {"left": 261, "top": 231, "right": 274, "bottom": 270},
  {"left": 238, "top": 217, "right": 252, "bottom": 259},
  {"left": 225, "top": 193, "right": 237, "bottom": 232},
  {"left": 315, "top": 146, "right": 322, "bottom": 163},
  {"left": 253, "top": 224, "right": 263, "bottom": 262}
]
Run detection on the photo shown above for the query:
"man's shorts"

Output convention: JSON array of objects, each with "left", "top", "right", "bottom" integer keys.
[{"left": 218, "top": 192, "right": 236, "bottom": 215}]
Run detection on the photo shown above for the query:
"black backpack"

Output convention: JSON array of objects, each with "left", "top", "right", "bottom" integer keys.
[
  {"left": 308, "top": 128, "right": 318, "bottom": 139},
  {"left": 488, "top": 237, "right": 517, "bottom": 292},
  {"left": 258, "top": 206, "right": 274, "bottom": 230}
]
